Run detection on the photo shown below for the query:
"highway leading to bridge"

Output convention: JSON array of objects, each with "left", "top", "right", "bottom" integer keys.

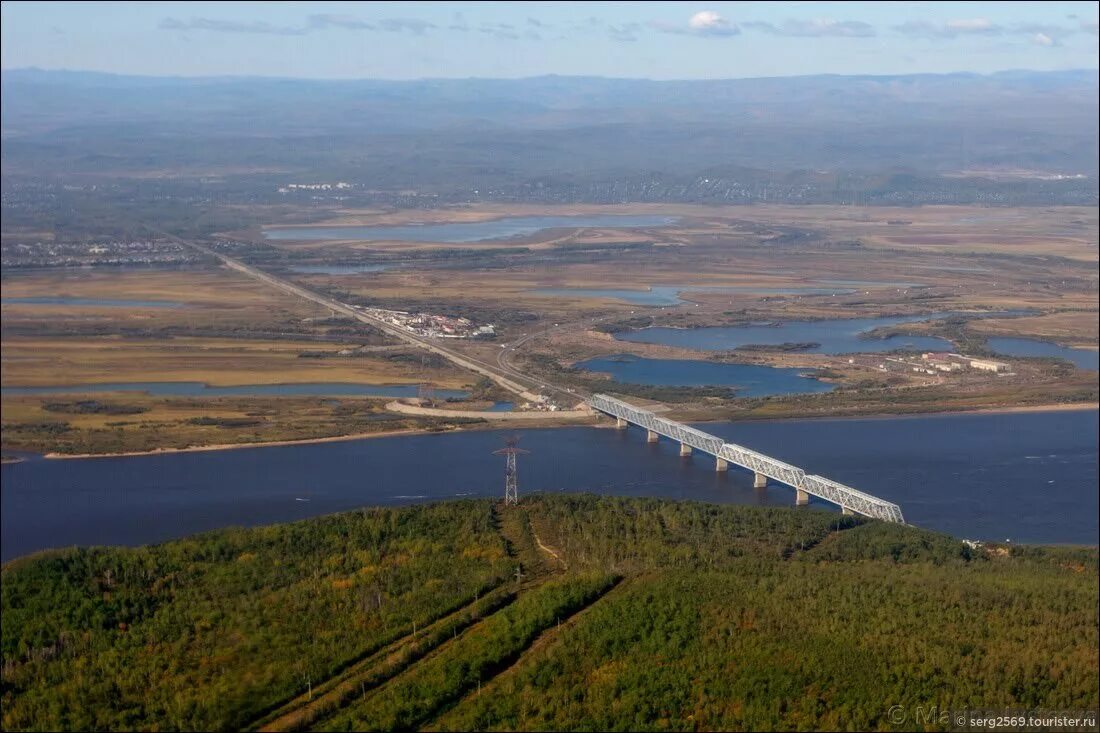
[
  {"left": 159, "top": 231, "right": 562, "bottom": 403},
  {"left": 165, "top": 231, "right": 905, "bottom": 523}
]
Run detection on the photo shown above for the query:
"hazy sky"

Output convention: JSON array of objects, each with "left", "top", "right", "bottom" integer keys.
[{"left": 2, "top": 1, "right": 1097, "bottom": 79}]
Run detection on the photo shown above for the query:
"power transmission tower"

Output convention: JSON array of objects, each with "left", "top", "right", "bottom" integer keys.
[
  {"left": 493, "top": 436, "right": 529, "bottom": 505},
  {"left": 417, "top": 353, "right": 435, "bottom": 406},
  {"left": 417, "top": 382, "right": 436, "bottom": 406}
]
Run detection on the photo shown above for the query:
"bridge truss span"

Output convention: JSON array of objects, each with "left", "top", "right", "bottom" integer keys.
[{"left": 588, "top": 394, "right": 905, "bottom": 524}]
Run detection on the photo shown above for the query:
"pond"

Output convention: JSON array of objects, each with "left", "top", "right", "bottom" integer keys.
[
  {"left": 531, "top": 284, "right": 857, "bottom": 306},
  {"left": 286, "top": 264, "right": 390, "bottom": 275},
  {"left": 616, "top": 314, "right": 955, "bottom": 354},
  {"left": 264, "top": 215, "right": 677, "bottom": 243},
  {"left": 987, "top": 337, "right": 1099, "bottom": 371},
  {"left": 575, "top": 355, "right": 834, "bottom": 398}
]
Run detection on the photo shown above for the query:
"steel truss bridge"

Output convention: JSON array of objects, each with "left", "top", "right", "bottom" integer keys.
[{"left": 588, "top": 394, "right": 905, "bottom": 524}]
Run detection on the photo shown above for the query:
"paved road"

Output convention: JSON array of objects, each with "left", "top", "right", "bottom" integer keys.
[
  {"left": 496, "top": 314, "right": 617, "bottom": 403},
  {"left": 160, "top": 231, "right": 573, "bottom": 403}
]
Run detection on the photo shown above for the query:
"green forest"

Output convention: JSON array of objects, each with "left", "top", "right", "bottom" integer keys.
[{"left": 2, "top": 495, "right": 1097, "bottom": 732}]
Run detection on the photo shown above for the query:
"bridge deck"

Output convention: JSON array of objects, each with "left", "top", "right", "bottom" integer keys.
[{"left": 588, "top": 394, "right": 905, "bottom": 523}]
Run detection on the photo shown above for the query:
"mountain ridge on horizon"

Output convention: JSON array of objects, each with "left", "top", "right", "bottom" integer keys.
[
  {"left": 2, "top": 65, "right": 1096, "bottom": 190},
  {"left": 3, "top": 65, "right": 1097, "bottom": 84}
]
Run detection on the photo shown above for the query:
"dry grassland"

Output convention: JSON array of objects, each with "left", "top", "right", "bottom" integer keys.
[{"left": 0, "top": 336, "right": 468, "bottom": 388}]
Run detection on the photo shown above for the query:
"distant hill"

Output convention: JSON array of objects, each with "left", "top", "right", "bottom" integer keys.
[
  {"left": 1, "top": 68, "right": 1097, "bottom": 178},
  {"left": 3, "top": 495, "right": 1096, "bottom": 731}
]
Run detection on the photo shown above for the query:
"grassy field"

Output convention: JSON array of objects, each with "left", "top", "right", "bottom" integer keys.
[
  {"left": 2, "top": 496, "right": 1096, "bottom": 731},
  {"left": 257, "top": 203, "right": 1098, "bottom": 261},
  {"left": 3, "top": 204, "right": 1096, "bottom": 455},
  {"left": 0, "top": 393, "right": 488, "bottom": 456},
  {"left": 0, "top": 267, "right": 326, "bottom": 329},
  {"left": 969, "top": 311, "right": 1100, "bottom": 347},
  {"left": 0, "top": 266, "right": 478, "bottom": 454},
  {"left": 271, "top": 203, "right": 1098, "bottom": 347},
  {"left": 0, "top": 336, "right": 467, "bottom": 389}
]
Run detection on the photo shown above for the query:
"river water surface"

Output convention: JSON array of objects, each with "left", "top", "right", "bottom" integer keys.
[{"left": 2, "top": 409, "right": 1095, "bottom": 560}]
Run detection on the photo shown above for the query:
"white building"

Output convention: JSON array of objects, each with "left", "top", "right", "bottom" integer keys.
[{"left": 970, "top": 358, "right": 1009, "bottom": 373}]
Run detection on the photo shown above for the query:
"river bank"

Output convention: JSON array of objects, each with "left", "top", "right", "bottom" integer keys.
[
  {"left": 4, "top": 409, "right": 1097, "bottom": 560},
  {"left": 16, "top": 400, "right": 1097, "bottom": 461}
]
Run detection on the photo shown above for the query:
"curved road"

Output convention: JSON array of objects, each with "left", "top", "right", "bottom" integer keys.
[{"left": 496, "top": 314, "right": 617, "bottom": 403}]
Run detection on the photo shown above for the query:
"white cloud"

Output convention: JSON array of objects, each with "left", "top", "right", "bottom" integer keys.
[
  {"left": 893, "top": 17, "right": 1089, "bottom": 45},
  {"left": 688, "top": 10, "right": 739, "bottom": 36},
  {"left": 159, "top": 17, "right": 306, "bottom": 35},
  {"left": 945, "top": 18, "right": 997, "bottom": 33},
  {"left": 745, "top": 18, "right": 875, "bottom": 38},
  {"left": 894, "top": 18, "right": 1003, "bottom": 38},
  {"left": 308, "top": 14, "right": 374, "bottom": 31}
]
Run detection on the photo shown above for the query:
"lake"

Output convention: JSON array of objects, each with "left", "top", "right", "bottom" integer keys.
[
  {"left": 532, "top": 285, "right": 857, "bottom": 306},
  {"left": 264, "top": 215, "right": 676, "bottom": 243},
  {"left": 2, "top": 409, "right": 1095, "bottom": 560},
  {"left": 617, "top": 314, "right": 955, "bottom": 354},
  {"left": 576, "top": 355, "right": 834, "bottom": 398},
  {"left": 0, "top": 382, "right": 469, "bottom": 399},
  {"left": 987, "top": 337, "right": 1099, "bottom": 371},
  {"left": 1, "top": 297, "right": 183, "bottom": 308},
  {"left": 287, "top": 264, "right": 390, "bottom": 275}
]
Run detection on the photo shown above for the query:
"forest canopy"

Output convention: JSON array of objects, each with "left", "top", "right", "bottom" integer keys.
[{"left": 2, "top": 495, "right": 1097, "bottom": 732}]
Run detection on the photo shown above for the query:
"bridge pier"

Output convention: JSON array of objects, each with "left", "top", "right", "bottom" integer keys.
[{"left": 586, "top": 395, "right": 906, "bottom": 524}]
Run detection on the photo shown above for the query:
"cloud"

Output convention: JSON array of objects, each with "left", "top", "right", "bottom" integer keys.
[
  {"left": 448, "top": 12, "right": 470, "bottom": 32},
  {"left": 893, "top": 18, "right": 1002, "bottom": 38},
  {"left": 308, "top": 14, "right": 374, "bottom": 31},
  {"left": 946, "top": 18, "right": 998, "bottom": 33},
  {"left": 561, "top": 17, "right": 640, "bottom": 42},
  {"left": 892, "top": 17, "right": 1092, "bottom": 45},
  {"left": 376, "top": 18, "right": 435, "bottom": 34},
  {"left": 159, "top": 17, "right": 306, "bottom": 35},
  {"left": 161, "top": 14, "right": 442, "bottom": 36},
  {"left": 654, "top": 10, "right": 739, "bottom": 37},
  {"left": 477, "top": 22, "right": 520, "bottom": 40},
  {"left": 744, "top": 18, "right": 875, "bottom": 38},
  {"left": 1013, "top": 22, "right": 1079, "bottom": 45},
  {"left": 607, "top": 22, "right": 642, "bottom": 42},
  {"left": 1082, "top": 19, "right": 1099, "bottom": 35},
  {"left": 689, "top": 10, "right": 738, "bottom": 36}
]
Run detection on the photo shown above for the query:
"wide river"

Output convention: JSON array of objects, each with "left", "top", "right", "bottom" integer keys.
[{"left": 2, "top": 409, "right": 1096, "bottom": 560}]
